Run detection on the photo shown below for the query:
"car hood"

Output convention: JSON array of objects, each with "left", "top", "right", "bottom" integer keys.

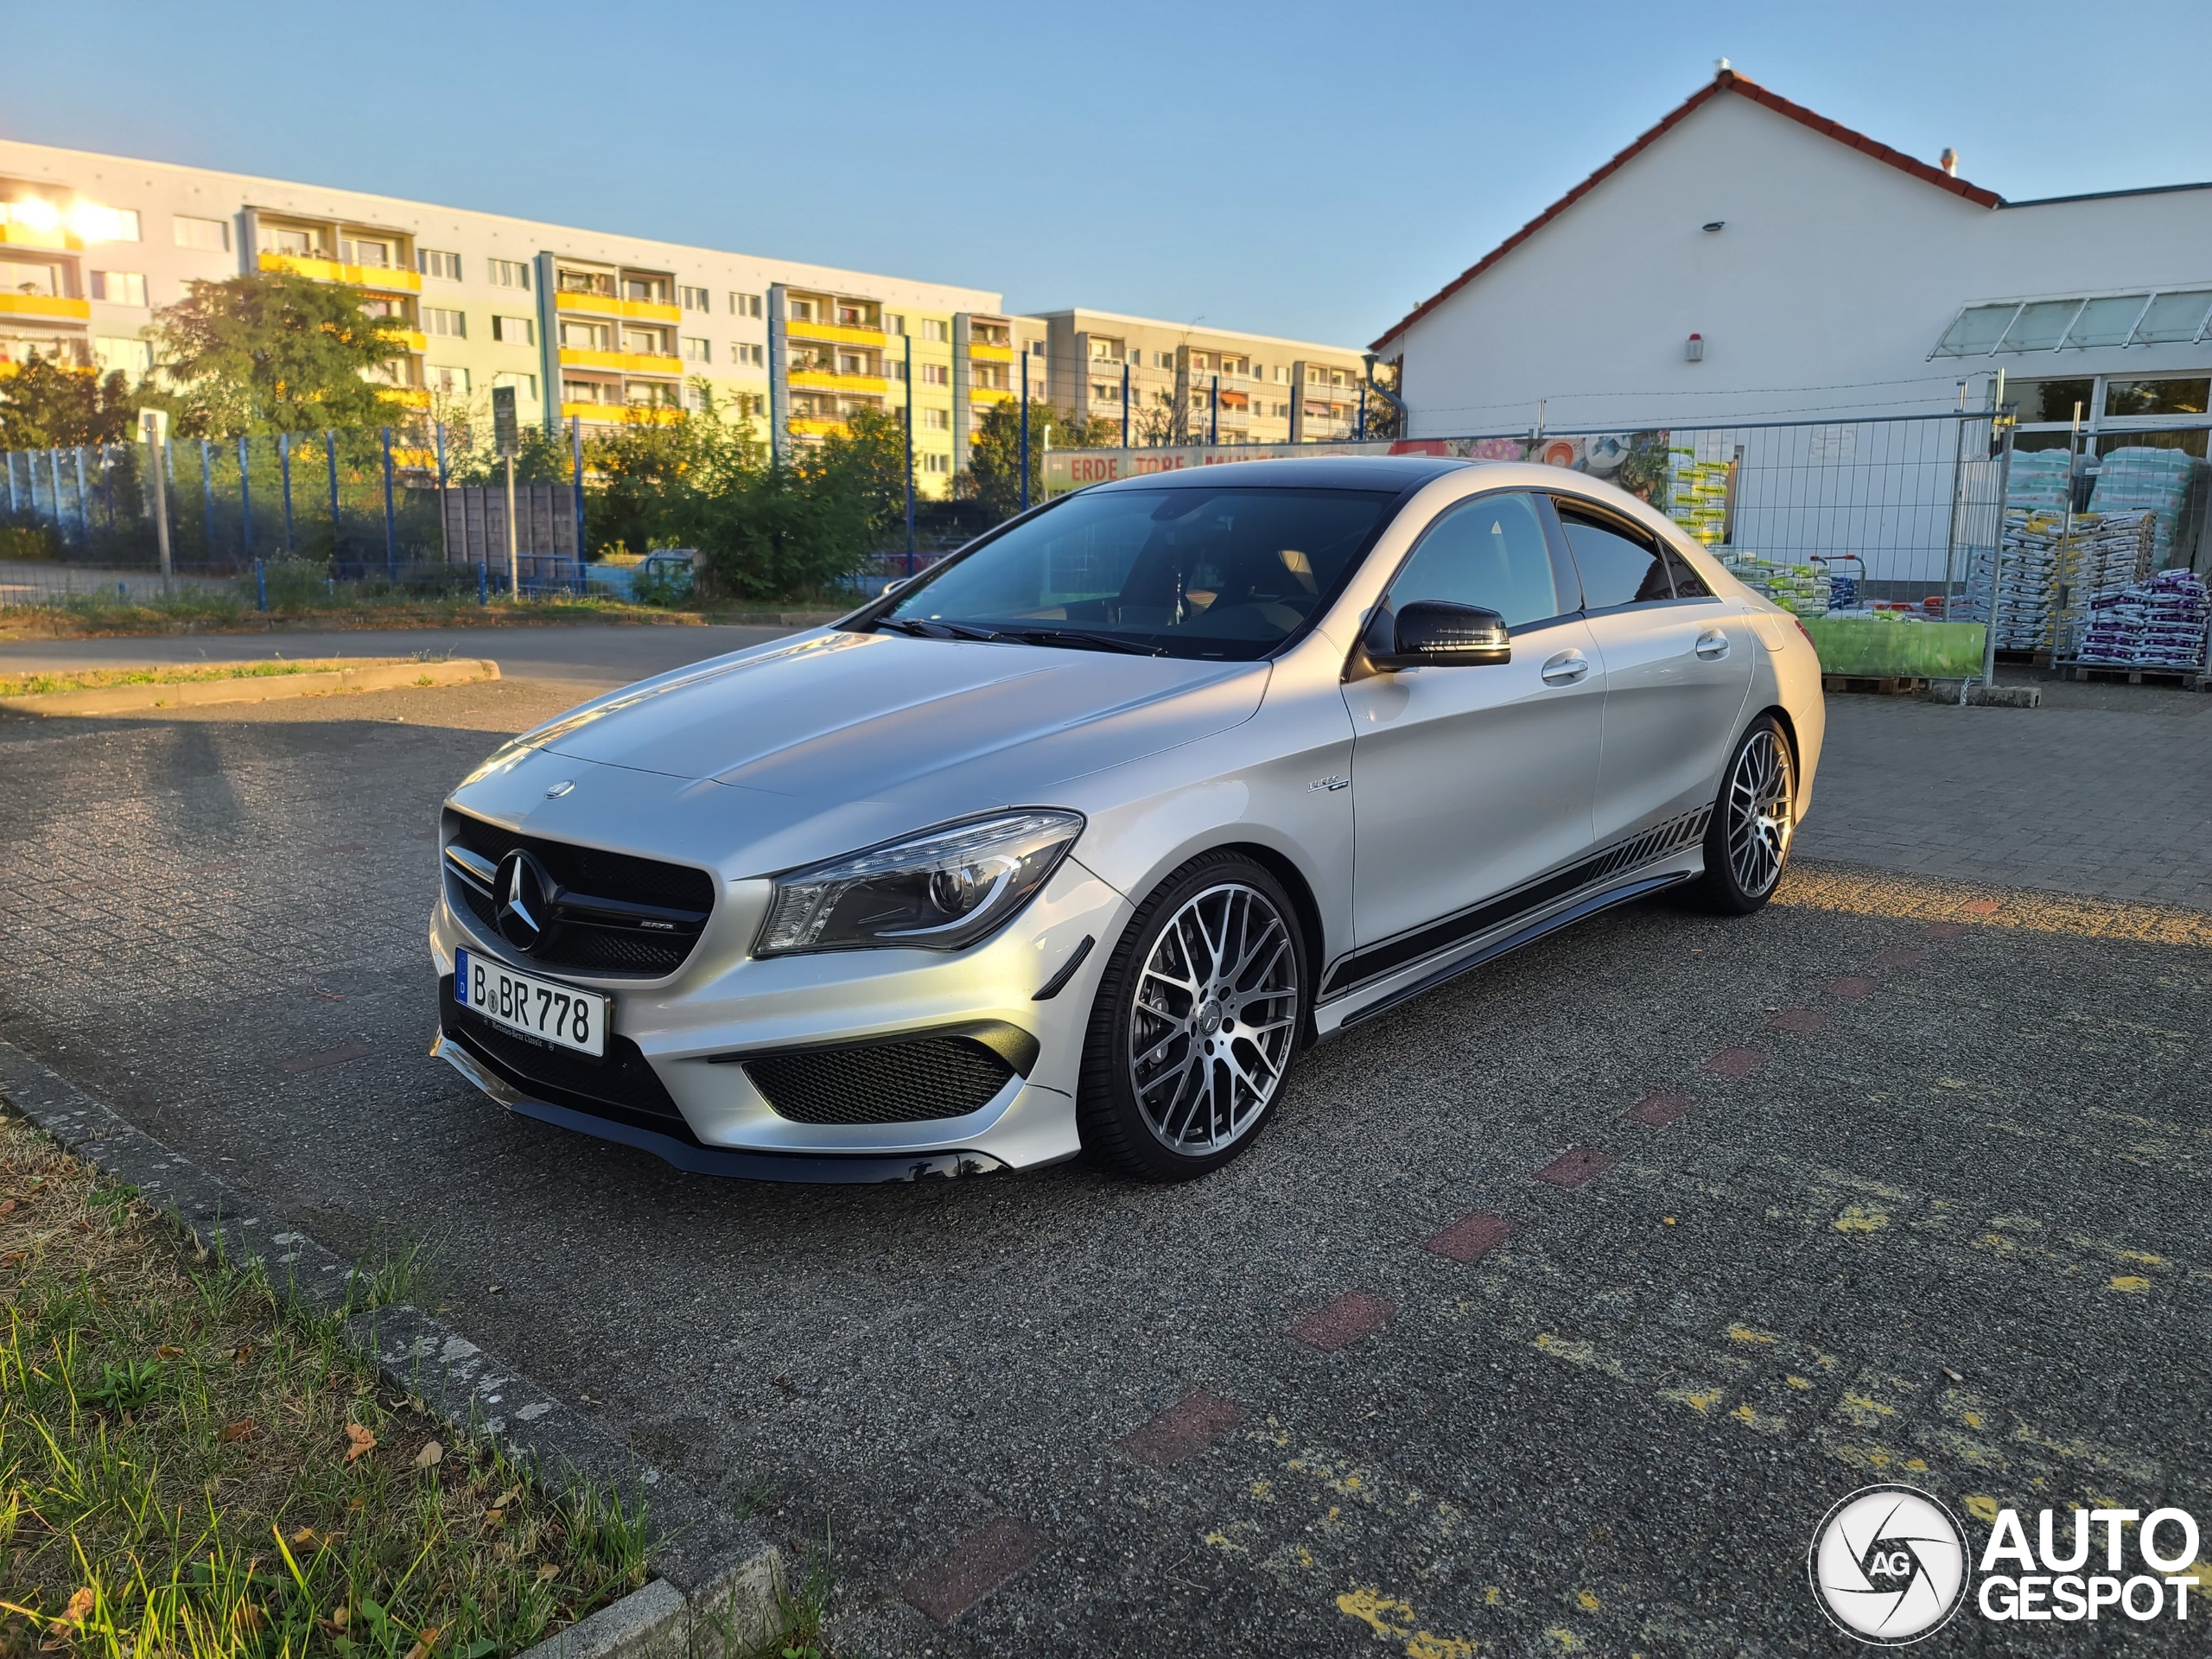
[{"left": 450, "top": 628, "right": 1267, "bottom": 875}]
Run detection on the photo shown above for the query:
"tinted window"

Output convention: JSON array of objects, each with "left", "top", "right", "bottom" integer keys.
[
  {"left": 1387, "top": 492, "right": 1560, "bottom": 626},
  {"left": 1661, "top": 542, "right": 1713, "bottom": 598},
  {"left": 1557, "top": 505, "right": 1672, "bottom": 608},
  {"left": 877, "top": 486, "right": 1395, "bottom": 660}
]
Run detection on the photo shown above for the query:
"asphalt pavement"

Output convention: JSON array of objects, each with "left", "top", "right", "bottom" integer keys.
[{"left": 1, "top": 662, "right": 2207, "bottom": 1656}]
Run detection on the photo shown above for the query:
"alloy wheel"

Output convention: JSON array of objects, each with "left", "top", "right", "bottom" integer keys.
[
  {"left": 1726, "top": 728, "right": 1796, "bottom": 897},
  {"left": 1127, "top": 882, "right": 1300, "bottom": 1155}
]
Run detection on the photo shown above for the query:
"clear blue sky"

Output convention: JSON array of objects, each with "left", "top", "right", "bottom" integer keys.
[{"left": 15, "top": 0, "right": 2212, "bottom": 347}]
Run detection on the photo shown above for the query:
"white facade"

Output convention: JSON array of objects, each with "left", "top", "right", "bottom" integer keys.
[{"left": 1377, "top": 78, "right": 2212, "bottom": 436}]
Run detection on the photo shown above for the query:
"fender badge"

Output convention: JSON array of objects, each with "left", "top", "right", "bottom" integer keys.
[{"left": 545, "top": 779, "right": 575, "bottom": 798}]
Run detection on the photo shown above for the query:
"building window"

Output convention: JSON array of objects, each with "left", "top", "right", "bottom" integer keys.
[
  {"left": 1091, "top": 381, "right": 1121, "bottom": 404},
  {"left": 921, "top": 407, "right": 949, "bottom": 429},
  {"left": 94, "top": 336, "right": 153, "bottom": 375},
  {"left": 734, "top": 391, "right": 763, "bottom": 417},
  {"left": 885, "top": 312, "right": 906, "bottom": 335},
  {"left": 174, "top": 214, "right": 230, "bottom": 252},
  {"left": 344, "top": 238, "right": 392, "bottom": 268},
  {"left": 922, "top": 452, "right": 950, "bottom": 474},
  {"left": 626, "top": 381, "right": 677, "bottom": 407},
  {"left": 493, "top": 370, "right": 537, "bottom": 401},
  {"left": 266, "top": 226, "right": 318, "bottom": 257},
  {"left": 788, "top": 297, "right": 815, "bottom": 321},
  {"left": 562, "top": 320, "right": 612, "bottom": 351},
  {"left": 89, "top": 271, "right": 148, "bottom": 306},
  {"left": 426, "top": 365, "right": 471, "bottom": 394},
  {"left": 732, "top": 290, "right": 763, "bottom": 317},
  {"left": 491, "top": 315, "right": 535, "bottom": 346},
  {"left": 424, "top": 307, "right": 467, "bottom": 338},
  {"left": 682, "top": 336, "right": 710, "bottom": 362},
  {"left": 489, "top": 257, "right": 531, "bottom": 290},
  {"left": 922, "top": 318, "right": 949, "bottom": 342},
  {"left": 419, "top": 248, "right": 462, "bottom": 280},
  {"left": 921, "top": 362, "right": 949, "bottom": 385},
  {"left": 678, "top": 284, "right": 710, "bottom": 312},
  {"left": 1156, "top": 352, "right": 1173, "bottom": 369},
  {"left": 563, "top": 378, "right": 613, "bottom": 404},
  {"left": 731, "top": 341, "right": 765, "bottom": 368}
]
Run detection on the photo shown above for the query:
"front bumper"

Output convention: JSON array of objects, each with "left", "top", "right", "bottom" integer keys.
[{"left": 428, "top": 855, "right": 1129, "bottom": 1181}]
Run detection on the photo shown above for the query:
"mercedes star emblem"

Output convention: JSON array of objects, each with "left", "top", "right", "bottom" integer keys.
[{"left": 493, "top": 849, "right": 556, "bottom": 952}]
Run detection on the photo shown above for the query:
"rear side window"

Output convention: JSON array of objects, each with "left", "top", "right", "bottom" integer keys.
[
  {"left": 1387, "top": 492, "right": 1561, "bottom": 627},
  {"left": 1661, "top": 542, "right": 1713, "bottom": 598},
  {"left": 1554, "top": 503, "right": 1672, "bottom": 609}
]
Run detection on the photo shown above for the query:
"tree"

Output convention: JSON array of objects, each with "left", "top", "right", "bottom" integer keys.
[
  {"left": 962, "top": 398, "right": 1118, "bottom": 518},
  {"left": 1132, "top": 386, "right": 1189, "bottom": 448},
  {"left": 145, "top": 270, "right": 409, "bottom": 436},
  {"left": 0, "top": 355, "right": 138, "bottom": 449}
]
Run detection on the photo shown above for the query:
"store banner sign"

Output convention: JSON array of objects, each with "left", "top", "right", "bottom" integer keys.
[{"left": 1043, "top": 441, "right": 1395, "bottom": 493}]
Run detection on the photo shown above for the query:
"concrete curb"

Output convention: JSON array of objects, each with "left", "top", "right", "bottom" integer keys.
[
  {"left": 0, "top": 657, "right": 500, "bottom": 716},
  {"left": 0, "top": 1040, "right": 785, "bottom": 1656},
  {"left": 1922, "top": 677, "right": 2042, "bottom": 708}
]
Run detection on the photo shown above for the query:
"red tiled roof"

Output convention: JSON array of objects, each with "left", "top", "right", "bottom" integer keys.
[{"left": 1370, "top": 69, "right": 2003, "bottom": 352}]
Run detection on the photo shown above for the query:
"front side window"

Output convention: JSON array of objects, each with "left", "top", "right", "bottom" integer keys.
[
  {"left": 871, "top": 486, "right": 1399, "bottom": 661},
  {"left": 1386, "top": 492, "right": 1560, "bottom": 626},
  {"left": 1555, "top": 503, "right": 1672, "bottom": 609}
]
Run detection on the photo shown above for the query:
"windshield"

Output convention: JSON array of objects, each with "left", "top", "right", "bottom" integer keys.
[{"left": 867, "top": 486, "right": 1400, "bottom": 660}]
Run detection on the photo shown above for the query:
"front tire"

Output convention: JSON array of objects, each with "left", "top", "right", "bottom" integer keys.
[
  {"left": 1695, "top": 715, "right": 1796, "bottom": 914},
  {"left": 1077, "top": 853, "right": 1307, "bottom": 1181}
]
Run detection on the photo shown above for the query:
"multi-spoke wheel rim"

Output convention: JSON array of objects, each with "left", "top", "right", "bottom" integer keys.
[
  {"left": 1128, "top": 882, "right": 1300, "bottom": 1156},
  {"left": 1726, "top": 729, "right": 1795, "bottom": 897}
]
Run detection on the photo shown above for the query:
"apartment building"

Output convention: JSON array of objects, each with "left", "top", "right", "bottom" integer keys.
[
  {"left": 1022, "top": 309, "right": 1377, "bottom": 446},
  {"left": 0, "top": 139, "right": 1002, "bottom": 493}
]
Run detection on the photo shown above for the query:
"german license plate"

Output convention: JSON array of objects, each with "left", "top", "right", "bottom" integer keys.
[{"left": 455, "top": 947, "right": 606, "bottom": 1057}]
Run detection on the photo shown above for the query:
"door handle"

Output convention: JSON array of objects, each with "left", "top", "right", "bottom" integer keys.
[
  {"left": 1694, "top": 628, "right": 1731, "bottom": 660},
  {"left": 1540, "top": 649, "right": 1590, "bottom": 685}
]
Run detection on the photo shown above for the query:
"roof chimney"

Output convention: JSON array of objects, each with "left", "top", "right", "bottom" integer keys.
[
  {"left": 1939, "top": 148, "right": 1959, "bottom": 177},
  {"left": 1715, "top": 57, "right": 1732, "bottom": 74}
]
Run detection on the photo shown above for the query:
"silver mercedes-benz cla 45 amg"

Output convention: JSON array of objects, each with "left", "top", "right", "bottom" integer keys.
[{"left": 430, "top": 456, "right": 1824, "bottom": 1183}]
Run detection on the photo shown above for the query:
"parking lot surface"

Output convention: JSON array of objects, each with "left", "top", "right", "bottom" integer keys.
[{"left": 2, "top": 663, "right": 2207, "bottom": 1655}]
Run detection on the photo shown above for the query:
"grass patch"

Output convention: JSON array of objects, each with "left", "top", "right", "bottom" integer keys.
[
  {"left": 0, "top": 659, "right": 430, "bottom": 699},
  {"left": 0, "top": 588, "right": 715, "bottom": 642},
  {"left": 0, "top": 1112, "right": 651, "bottom": 1657}
]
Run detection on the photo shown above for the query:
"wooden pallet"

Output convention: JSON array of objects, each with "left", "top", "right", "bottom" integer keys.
[
  {"left": 2059, "top": 661, "right": 2209, "bottom": 690},
  {"left": 1993, "top": 648, "right": 2052, "bottom": 666},
  {"left": 1821, "top": 674, "right": 1927, "bottom": 696}
]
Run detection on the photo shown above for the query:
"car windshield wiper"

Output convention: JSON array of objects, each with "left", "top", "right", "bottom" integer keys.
[
  {"left": 874, "top": 617, "right": 1000, "bottom": 642},
  {"left": 1010, "top": 627, "right": 1165, "bottom": 657}
]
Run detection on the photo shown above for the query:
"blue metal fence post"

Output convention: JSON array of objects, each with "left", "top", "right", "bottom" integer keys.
[
  {"left": 569, "top": 416, "right": 585, "bottom": 576},
  {"left": 1357, "top": 385, "right": 1367, "bottom": 442},
  {"left": 237, "top": 435, "right": 253, "bottom": 561},
  {"left": 478, "top": 561, "right": 487, "bottom": 607},
  {"left": 73, "top": 447, "right": 91, "bottom": 545},
  {"left": 255, "top": 557, "right": 267, "bottom": 612},
  {"left": 1210, "top": 374, "right": 1219, "bottom": 445},
  {"left": 278, "top": 431, "right": 295, "bottom": 552},
  {"left": 199, "top": 437, "right": 215, "bottom": 560},
  {"left": 325, "top": 430, "right": 341, "bottom": 558},
  {"left": 903, "top": 334, "right": 916, "bottom": 575},
  {"left": 3, "top": 450, "right": 16, "bottom": 514},
  {"left": 380, "top": 426, "right": 397, "bottom": 582},
  {"left": 1122, "top": 360, "right": 1130, "bottom": 449},
  {"left": 1019, "top": 372, "right": 1030, "bottom": 514}
]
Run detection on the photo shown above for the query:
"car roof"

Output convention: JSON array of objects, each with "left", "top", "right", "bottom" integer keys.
[{"left": 1092, "top": 455, "right": 1471, "bottom": 491}]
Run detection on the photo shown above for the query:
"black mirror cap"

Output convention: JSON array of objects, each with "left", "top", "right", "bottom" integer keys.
[{"left": 1370, "top": 600, "right": 1511, "bottom": 667}]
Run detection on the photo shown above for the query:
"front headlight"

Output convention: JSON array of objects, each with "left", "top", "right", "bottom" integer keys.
[{"left": 754, "top": 810, "right": 1084, "bottom": 957}]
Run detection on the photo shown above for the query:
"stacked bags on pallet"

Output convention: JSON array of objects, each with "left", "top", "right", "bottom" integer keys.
[
  {"left": 1717, "top": 550, "right": 1833, "bottom": 615},
  {"left": 2088, "top": 447, "right": 2202, "bottom": 568},
  {"left": 2005, "top": 448, "right": 2074, "bottom": 512},
  {"left": 1666, "top": 449, "right": 1732, "bottom": 547},
  {"left": 2076, "top": 569, "right": 2209, "bottom": 670},
  {"left": 1965, "top": 511, "right": 2063, "bottom": 648},
  {"left": 2056, "top": 509, "right": 2155, "bottom": 654}
]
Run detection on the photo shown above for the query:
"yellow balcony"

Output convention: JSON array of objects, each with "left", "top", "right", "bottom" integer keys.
[
  {"left": 383, "top": 387, "right": 433, "bottom": 410},
  {"left": 785, "top": 416, "right": 847, "bottom": 437},
  {"left": 0, "top": 221, "right": 72, "bottom": 251},
  {"left": 789, "top": 367, "right": 888, "bottom": 396},
  {"left": 558, "top": 346, "right": 683, "bottom": 377},
  {"left": 562, "top": 400, "right": 684, "bottom": 424},
  {"left": 554, "top": 290, "right": 682, "bottom": 324},
  {"left": 385, "top": 329, "right": 429, "bottom": 354},
  {"left": 785, "top": 317, "right": 884, "bottom": 347},
  {"left": 0, "top": 293, "right": 91, "bottom": 321},
  {"left": 969, "top": 385, "right": 1015, "bottom": 402},
  {"left": 967, "top": 341, "right": 1014, "bottom": 363},
  {"left": 259, "top": 251, "right": 422, "bottom": 293}
]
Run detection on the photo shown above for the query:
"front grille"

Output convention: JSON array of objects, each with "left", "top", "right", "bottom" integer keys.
[
  {"left": 743, "top": 1036, "right": 1015, "bottom": 1125},
  {"left": 439, "top": 977, "right": 696, "bottom": 1141},
  {"left": 444, "top": 809, "right": 714, "bottom": 977}
]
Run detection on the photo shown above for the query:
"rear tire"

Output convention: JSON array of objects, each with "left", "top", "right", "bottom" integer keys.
[
  {"left": 1694, "top": 715, "right": 1796, "bottom": 914},
  {"left": 1077, "top": 852, "right": 1308, "bottom": 1182}
]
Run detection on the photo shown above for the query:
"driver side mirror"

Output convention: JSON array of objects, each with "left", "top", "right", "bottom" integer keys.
[{"left": 1364, "top": 600, "right": 1511, "bottom": 669}]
